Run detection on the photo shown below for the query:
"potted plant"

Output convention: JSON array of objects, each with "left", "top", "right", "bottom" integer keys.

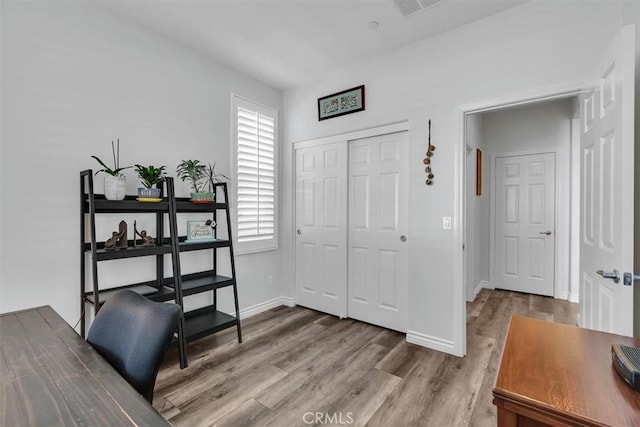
[
  {"left": 203, "top": 162, "right": 229, "bottom": 193},
  {"left": 176, "top": 159, "right": 211, "bottom": 201},
  {"left": 176, "top": 160, "right": 229, "bottom": 202},
  {"left": 91, "top": 139, "right": 131, "bottom": 200},
  {"left": 134, "top": 164, "right": 167, "bottom": 200}
]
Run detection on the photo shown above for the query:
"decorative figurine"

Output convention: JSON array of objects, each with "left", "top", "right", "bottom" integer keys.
[
  {"left": 133, "top": 220, "right": 155, "bottom": 247},
  {"left": 104, "top": 221, "right": 127, "bottom": 250}
]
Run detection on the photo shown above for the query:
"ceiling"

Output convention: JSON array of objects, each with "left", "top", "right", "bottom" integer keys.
[{"left": 97, "top": 0, "right": 529, "bottom": 90}]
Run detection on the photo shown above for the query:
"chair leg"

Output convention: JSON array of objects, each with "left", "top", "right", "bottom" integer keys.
[{"left": 176, "top": 317, "right": 188, "bottom": 369}]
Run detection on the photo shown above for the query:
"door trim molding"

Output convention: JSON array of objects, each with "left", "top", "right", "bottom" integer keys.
[
  {"left": 489, "top": 150, "right": 558, "bottom": 297},
  {"left": 293, "top": 121, "right": 409, "bottom": 150},
  {"left": 458, "top": 85, "right": 582, "bottom": 357}
]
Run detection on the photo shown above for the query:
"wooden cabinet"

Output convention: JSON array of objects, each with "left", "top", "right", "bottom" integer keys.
[
  {"left": 493, "top": 316, "right": 640, "bottom": 426},
  {"left": 80, "top": 170, "right": 242, "bottom": 368}
]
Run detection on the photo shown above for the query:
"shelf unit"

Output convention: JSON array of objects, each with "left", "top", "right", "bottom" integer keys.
[{"left": 80, "top": 170, "right": 242, "bottom": 368}]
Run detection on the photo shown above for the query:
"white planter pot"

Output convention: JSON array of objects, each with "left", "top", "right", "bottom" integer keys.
[{"left": 104, "top": 175, "right": 126, "bottom": 200}]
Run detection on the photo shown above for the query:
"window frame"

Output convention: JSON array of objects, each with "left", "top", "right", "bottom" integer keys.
[{"left": 231, "top": 94, "right": 279, "bottom": 255}]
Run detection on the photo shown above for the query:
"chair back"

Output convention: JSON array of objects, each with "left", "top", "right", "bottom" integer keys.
[{"left": 87, "top": 290, "right": 181, "bottom": 402}]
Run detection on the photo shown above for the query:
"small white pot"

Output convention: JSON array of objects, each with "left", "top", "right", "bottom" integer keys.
[{"left": 104, "top": 175, "right": 126, "bottom": 200}]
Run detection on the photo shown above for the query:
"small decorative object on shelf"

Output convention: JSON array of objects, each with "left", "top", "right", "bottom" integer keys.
[
  {"left": 176, "top": 159, "right": 229, "bottom": 202},
  {"left": 424, "top": 119, "right": 436, "bottom": 186},
  {"left": 91, "top": 139, "right": 131, "bottom": 200},
  {"left": 104, "top": 220, "right": 127, "bottom": 250},
  {"left": 134, "top": 164, "right": 166, "bottom": 199},
  {"left": 186, "top": 220, "right": 216, "bottom": 242},
  {"left": 133, "top": 220, "right": 155, "bottom": 247}
]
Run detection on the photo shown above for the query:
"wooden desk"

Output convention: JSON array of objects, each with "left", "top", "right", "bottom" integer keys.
[
  {"left": 0, "top": 306, "right": 170, "bottom": 426},
  {"left": 493, "top": 315, "right": 640, "bottom": 426}
]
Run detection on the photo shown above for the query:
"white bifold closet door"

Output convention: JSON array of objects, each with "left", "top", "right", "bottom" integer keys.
[{"left": 348, "top": 132, "right": 409, "bottom": 332}]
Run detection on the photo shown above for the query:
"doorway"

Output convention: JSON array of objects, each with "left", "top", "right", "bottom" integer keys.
[{"left": 464, "top": 97, "right": 578, "bottom": 304}]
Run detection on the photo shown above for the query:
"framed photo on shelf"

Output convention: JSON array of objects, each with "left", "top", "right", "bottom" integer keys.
[
  {"left": 317, "top": 85, "right": 365, "bottom": 121},
  {"left": 186, "top": 220, "right": 216, "bottom": 242}
]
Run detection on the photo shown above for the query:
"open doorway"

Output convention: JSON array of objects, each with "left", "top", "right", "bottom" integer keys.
[{"left": 464, "top": 96, "right": 580, "bottom": 304}]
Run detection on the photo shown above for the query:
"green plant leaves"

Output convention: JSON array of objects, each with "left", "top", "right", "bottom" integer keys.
[
  {"left": 91, "top": 155, "right": 131, "bottom": 176},
  {"left": 176, "top": 159, "right": 207, "bottom": 193},
  {"left": 135, "top": 164, "right": 167, "bottom": 188}
]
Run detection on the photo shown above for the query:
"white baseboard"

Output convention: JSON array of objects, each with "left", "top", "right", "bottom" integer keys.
[
  {"left": 475, "top": 280, "right": 491, "bottom": 295},
  {"left": 281, "top": 296, "right": 295, "bottom": 307},
  {"left": 406, "top": 330, "right": 455, "bottom": 354},
  {"left": 467, "top": 280, "right": 491, "bottom": 302},
  {"left": 239, "top": 296, "right": 295, "bottom": 319},
  {"left": 555, "top": 291, "right": 580, "bottom": 303},
  {"left": 576, "top": 313, "right": 582, "bottom": 327}
]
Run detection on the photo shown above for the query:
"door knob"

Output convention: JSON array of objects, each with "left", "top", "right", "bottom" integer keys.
[
  {"left": 539, "top": 230, "right": 552, "bottom": 235},
  {"left": 400, "top": 235, "right": 407, "bottom": 242},
  {"left": 297, "top": 229, "right": 301, "bottom": 235},
  {"left": 596, "top": 269, "right": 620, "bottom": 283}
]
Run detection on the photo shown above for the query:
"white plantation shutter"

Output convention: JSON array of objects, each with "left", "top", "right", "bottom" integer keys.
[{"left": 233, "top": 96, "right": 278, "bottom": 252}]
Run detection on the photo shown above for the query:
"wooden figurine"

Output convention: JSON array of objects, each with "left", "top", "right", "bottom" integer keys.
[
  {"left": 105, "top": 221, "right": 127, "bottom": 250},
  {"left": 133, "top": 220, "right": 155, "bottom": 247}
]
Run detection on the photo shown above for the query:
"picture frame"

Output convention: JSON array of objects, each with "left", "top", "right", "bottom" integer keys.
[
  {"left": 476, "top": 149, "right": 482, "bottom": 196},
  {"left": 317, "top": 85, "right": 365, "bottom": 121},
  {"left": 186, "top": 220, "right": 216, "bottom": 242}
]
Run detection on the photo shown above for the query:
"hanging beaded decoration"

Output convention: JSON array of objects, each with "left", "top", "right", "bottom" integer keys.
[{"left": 424, "top": 119, "right": 436, "bottom": 185}]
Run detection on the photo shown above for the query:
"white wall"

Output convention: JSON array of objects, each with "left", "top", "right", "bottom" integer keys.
[
  {"left": 0, "top": 2, "right": 283, "bottom": 325},
  {"left": 479, "top": 98, "right": 574, "bottom": 301},
  {"left": 283, "top": 1, "right": 623, "bottom": 355}
]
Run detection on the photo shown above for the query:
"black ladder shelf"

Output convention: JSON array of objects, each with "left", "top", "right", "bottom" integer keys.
[{"left": 80, "top": 170, "right": 242, "bottom": 368}]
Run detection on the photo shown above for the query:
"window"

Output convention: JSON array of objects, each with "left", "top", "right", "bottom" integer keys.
[{"left": 232, "top": 95, "right": 278, "bottom": 253}]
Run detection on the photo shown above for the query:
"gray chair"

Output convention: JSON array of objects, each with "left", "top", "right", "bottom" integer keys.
[{"left": 87, "top": 290, "right": 182, "bottom": 403}]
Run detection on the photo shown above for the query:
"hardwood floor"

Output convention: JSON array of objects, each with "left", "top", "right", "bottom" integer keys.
[{"left": 154, "top": 289, "right": 578, "bottom": 426}]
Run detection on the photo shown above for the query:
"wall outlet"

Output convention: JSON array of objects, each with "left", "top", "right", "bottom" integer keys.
[
  {"left": 267, "top": 275, "right": 273, "bottom": 287},
  {"left": 443, "top": 216, "right": 452, "bottom": 230}
]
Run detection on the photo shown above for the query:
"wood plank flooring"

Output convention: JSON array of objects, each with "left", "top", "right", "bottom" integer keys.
[{"left": 154, "top": 289, "right": 577, "bottom": 426}]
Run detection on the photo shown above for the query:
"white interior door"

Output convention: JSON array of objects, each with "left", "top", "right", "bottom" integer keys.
[
  {"left": 295, "top": 142, "right": 348, "bottom": 317},
  {"left": 348, "top": 132, "right": 408, "bottom": 332},
  {"left": 579, "top": 26, "right": 635, "bottom": 335},
  {"left": 494, "top": 153, "right": 556, "bottom": 296}
]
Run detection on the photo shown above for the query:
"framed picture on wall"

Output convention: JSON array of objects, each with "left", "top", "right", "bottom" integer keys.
[
  {"left": 476, "top": 149, "right": 482, "bottom": 196},
  {"left": 317, "top": 85, "right": 365, "bottom": 121}
]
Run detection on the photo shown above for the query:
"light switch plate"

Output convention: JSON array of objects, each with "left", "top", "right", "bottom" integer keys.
[{"left": 443, "top": 216, "right": 452, "bottom": 230}]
